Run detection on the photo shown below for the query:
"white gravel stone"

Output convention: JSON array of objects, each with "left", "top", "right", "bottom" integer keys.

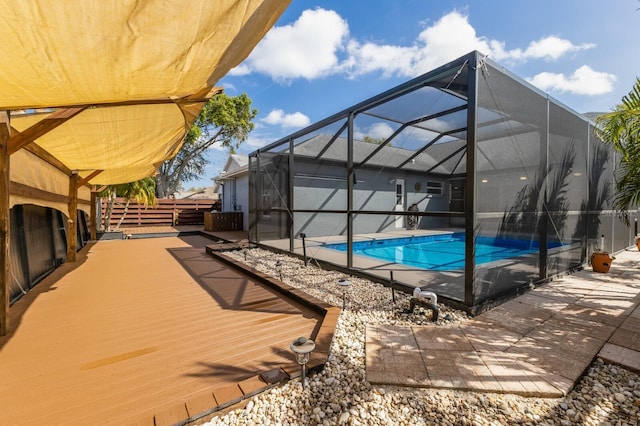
[{"left": 197, "top": 248, "right": 640, "bottom": 426}]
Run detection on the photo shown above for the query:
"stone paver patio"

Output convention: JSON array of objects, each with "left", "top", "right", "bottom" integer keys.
[{"left": 366, "top": 249, "right": 640, "bottom": 397}]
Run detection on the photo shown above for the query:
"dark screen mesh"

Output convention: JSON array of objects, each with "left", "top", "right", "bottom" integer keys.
[
  {"left": 546, "top": 102, "right": 589, "bottom": 275},
  {"left": 53, "top": 210, "right": 67, "bottom": 262},
  {"left": 255, "top": 149, "right": 290, "bottom": 242},
  {"left": 247, "top": 51, "right": 633, "bottom": 311},
  {"left": 23, "top": 204, "right": 55, "bottom": 283},
  {"left": 9, "top": 206, "right": 29, "bottom": 303},
  {"left": 473, "top": 61, "right": 548, "bottom": 303},
  {"left": 9, "top": 204, "right": 89, "bottom": 305}
]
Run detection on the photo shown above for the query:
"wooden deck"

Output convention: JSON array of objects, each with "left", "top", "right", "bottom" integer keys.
[{"left": 0, "top": 235, "right": 330, "bottom": 425}]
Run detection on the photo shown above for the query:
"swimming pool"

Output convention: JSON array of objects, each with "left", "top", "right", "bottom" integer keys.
[{"left": 324, "top": 233, "right": 554, "bottom": 271}]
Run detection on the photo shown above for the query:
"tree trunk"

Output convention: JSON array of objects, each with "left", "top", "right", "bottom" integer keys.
[
  {"left": 104, "top": 191, "right": 115, "bottom": 231},
  {"left": 155, "top": 175, "right": 168, "bottom": 198},
  {"left": 114, "top": 199, "right": 131, "bottom": 230}
]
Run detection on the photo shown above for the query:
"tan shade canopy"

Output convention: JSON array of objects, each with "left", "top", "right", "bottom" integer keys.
[
  {"left": 0, "top": 0, "right": 287, "bottom": 109},
  {"left": 11, "top": 103, "right": 192, "bottom": 184},
  {"left": 1, "top": 0, "right": 290, "bottom": 185}
]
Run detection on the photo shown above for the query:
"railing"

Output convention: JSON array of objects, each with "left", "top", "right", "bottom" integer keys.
[{"left": 204, "top": 212, "right": 243, "bottom": 232}]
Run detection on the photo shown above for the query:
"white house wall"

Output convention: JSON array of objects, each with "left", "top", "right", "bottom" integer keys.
[{"left": 292, "top": 159, "right": 449, "bottom": 238}]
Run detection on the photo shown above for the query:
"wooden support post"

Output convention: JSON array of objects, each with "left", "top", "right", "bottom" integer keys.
[
  {"left": 90, "top": 190, "right": 97, "bottom": 241},
  {"left": 67, "top": 172, "right": 79, "bottom": 262},
  {"left": 0, "top": 112, "right": 10, "bottom": 336}
]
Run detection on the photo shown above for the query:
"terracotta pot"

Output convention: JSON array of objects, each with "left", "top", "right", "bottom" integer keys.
[
  {"left": 636, "top": 239, "right": 640, "bottom": 251},
  {"left": 590, "top": 252, "right": 614, "bottom": 273}
]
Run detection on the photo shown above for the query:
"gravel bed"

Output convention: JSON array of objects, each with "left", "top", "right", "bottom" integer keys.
[{"left": 199, "top": 248, "right": 640, "bottom": 426}]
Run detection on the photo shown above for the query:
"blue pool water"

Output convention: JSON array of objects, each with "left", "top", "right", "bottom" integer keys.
[{"left": 324, "top": 233, "right": 555, "bottom": 271}]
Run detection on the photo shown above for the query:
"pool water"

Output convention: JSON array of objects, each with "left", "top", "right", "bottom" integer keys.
[{"left": 324, "top": 233, "right": 554, "bottom": 271}]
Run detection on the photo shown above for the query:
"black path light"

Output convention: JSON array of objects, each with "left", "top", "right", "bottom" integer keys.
[
  {"left": 300, "top": 232, "right": 308, "bottom": 266},
  {"left": 275, "top": 260, "right": 282, "bottom": 280},
  {"left": 337, "top": 278, "right": 352, "bottom": 309},
  {"left": 290, "top": 337, "right": 315, "bottom": 388}
]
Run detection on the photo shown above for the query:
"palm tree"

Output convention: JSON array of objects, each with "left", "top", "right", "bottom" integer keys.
[
  {"left": 595, "top": 77, "right": 640, "bottom": 225},
  {"left": 100, "top": 177, "right": 157, "bottom": 231}
]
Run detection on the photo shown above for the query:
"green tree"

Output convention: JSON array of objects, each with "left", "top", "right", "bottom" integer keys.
[
  {"left": 101, "top": 177, "right": 157, "bottom": 231},
  {"left": 155, "top": 93, "right": 257, "bottom": 197},
  {"left": 596, "top": 77, "right": 640, "bottom": 225}
]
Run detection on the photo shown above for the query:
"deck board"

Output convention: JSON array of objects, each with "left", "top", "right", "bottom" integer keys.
[{"left": 0, "top": 235, "right": 323, "bottom": 425}]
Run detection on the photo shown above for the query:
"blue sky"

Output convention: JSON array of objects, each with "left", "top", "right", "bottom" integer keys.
[{"left": 184, "top": 0, "right": 640, "bottom": 189}]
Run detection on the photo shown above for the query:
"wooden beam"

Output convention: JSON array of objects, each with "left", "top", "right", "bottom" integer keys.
[
  {"left": 10, "top": 181, "right": 69, "bottom": 204},
  {"left": 77, "top": 170, "right": 103, "bottom": 188},
  {"left": 24, "top": 143, "right": 71, "bottom": 175},
  {"left": 8, "top": 89, "right": 222, "bottom": 115},
  {"left": 67, "top": 173, "right": 79, "bottom": 262},
  {"left": 8, "top": 107, "right": 85, "bottom": 155},
  {"left": 0, "top": 111, "right": 10, "bottom": 336}
]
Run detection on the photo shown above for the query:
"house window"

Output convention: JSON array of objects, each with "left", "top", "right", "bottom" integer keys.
[
  {"left": 426, "top": 181, "right": 443, "bottom": 195},
  {"left": 396, "top": 183, "right": 403, "bottom": 205}
]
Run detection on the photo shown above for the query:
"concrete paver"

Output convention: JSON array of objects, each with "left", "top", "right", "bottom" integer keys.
[{"left": 366, "top": 249, "right": 640, "bottom": 397}]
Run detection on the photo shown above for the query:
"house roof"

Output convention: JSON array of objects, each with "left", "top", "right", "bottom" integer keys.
[{"left": 218, "top": 154, "right": 249, "bottom": 180}]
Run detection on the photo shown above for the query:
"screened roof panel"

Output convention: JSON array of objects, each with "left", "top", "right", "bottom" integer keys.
[
  {"left": 427, "top": 62, "right": 470, "bottom": 100},
  {"left": 417, "top": 109, "right": 467, "bottom": 134},
  {"left": 364, "top": 85, "right": 467, "bottom": 124},
  {"left": 291, "top": 134, "right": 466, "bottom": 177},
  {"left": 418, "top": 139, "right": 467, "bottom": 174},
  {"left": 384, "top": 126, "right": 440, "bottom": 151},
  {"left": 476, "top": 132, "right": 542, "bottom": 172}
]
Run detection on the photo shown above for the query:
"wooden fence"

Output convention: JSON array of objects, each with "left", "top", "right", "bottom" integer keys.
[
  {"left": 101, "top": 198, "right": 218, "bottom": 228},
  {"left": 204, "top": 212, "right": 243, "bottom": 232}
]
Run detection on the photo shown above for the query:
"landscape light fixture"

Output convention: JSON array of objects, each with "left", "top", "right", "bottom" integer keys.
[
  {"left": 300, "top": 233, "right": 308, "bottom": 266},
  {"left": 290, "top": 337, "right": 315, "bottom": 389},
  {"left": 275, "top": 260, "right": 282, "bottom": 280},
  {"left": 337, "top": 278, "right": 352, "bottom": 309}
]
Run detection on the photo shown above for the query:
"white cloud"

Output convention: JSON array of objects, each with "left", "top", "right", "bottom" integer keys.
[
  {"left": 208, "top": 140, "right": 227, "bottom": 152},
  {"left": 344, "top": 11, "right": 480, "bottom": 78},
  {"left": 262, "top": 109, "right": 311, "bottom": 129},
  {"left": 239, "top": 8, "right": 348, "bottom": 81},
  {"left": 219, "top": 82, "right": 237, "bottom": 92},
  {"left": 244, "top": 134, "right": 274, "bottom": 150},
  {"left": 227, "top": 64, "right": 252, "bottom": 77},
  {"left": 368, "top": 122, "right": 394, "bottom": 139},
  {"left": 234, "top": 8, "right": 606, "bottom": 96},
  {"left": 354, "top": 122, "right": 395, "bottom": 141},
  {"left": 343, "top": 41, "right": 416, "bottom": 78},
  {"left": 345, "top": 11, "right": 596, "bottom": 78},
  {"left": 527, "top": 65, "right": 616, "bottom": 95},
  {"left": 514, "top": 36, "right": 595, "bottom": 61}
]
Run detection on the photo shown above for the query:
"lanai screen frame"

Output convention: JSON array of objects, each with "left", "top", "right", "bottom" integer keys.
[{"left": 248, "top": 50, "right": 631, "bottom": 312}]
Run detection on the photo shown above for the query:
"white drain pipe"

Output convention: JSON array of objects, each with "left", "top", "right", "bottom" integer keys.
[{"left": 413, "top": 287, "right": 437, "bottom": 305}]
